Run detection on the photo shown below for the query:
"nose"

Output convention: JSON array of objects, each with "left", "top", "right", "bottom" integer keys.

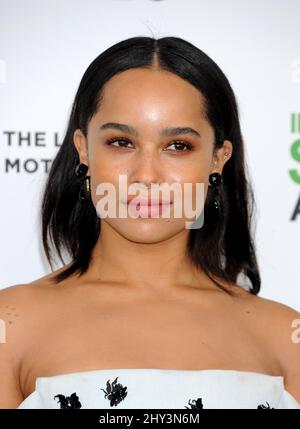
[{"left": 128, "top": 148, "right": 164, "bottom": 190}]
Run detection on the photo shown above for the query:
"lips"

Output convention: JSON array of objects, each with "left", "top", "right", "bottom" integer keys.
[
  {"left": 125, "top": 198, "right": 172, "bottom": 218},
  {"left": 126, "top": 198, "right": 172, "bottom": 206}
]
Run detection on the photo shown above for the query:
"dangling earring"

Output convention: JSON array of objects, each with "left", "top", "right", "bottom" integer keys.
[
  {"left": 208, "top": 172, "right": 222, "bottom": 210},
  {"left": 75, "top": 163, "right": 90, "bottom": 203}
]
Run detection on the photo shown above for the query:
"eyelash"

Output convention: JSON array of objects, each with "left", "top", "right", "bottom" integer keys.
[{"left": 105, "top": 136, "right": 193, "bottom": 152}]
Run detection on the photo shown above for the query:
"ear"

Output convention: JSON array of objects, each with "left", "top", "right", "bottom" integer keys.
[
  {"left": 210, "top": 140, "right": 233, "bottom": 173},
  {"left": 73, "top": 129, "right": 90, "bottom": 174}
]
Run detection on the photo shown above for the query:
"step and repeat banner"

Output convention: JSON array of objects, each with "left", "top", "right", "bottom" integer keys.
[{"left": 0, "top": 0, "right": 299, "bottom": 310}]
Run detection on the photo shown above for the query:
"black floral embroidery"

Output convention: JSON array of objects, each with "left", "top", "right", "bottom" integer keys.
[
  {"left": 185, "top": 397, "right": 204, "bottom": 409},
  {"left": 50, "top": 380, "right": 276, "bottom": 409},
  {"left": 54, "top": 392, "right": 82, "bottom": 409},
  {"left": 100, "top": 376, "right": 128, "bottom": 407},
  {"left": 257, "top": 401, "right": 274, "bottom": 409}
]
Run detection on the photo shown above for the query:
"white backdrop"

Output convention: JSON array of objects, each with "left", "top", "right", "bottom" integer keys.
[{"left": 0, "top": 0, "right": 299, "bottom": 310}]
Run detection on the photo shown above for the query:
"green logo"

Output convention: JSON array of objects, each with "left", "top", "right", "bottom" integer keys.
[{"left": 290, "top": 113, "right": 300, "bottom": 220}]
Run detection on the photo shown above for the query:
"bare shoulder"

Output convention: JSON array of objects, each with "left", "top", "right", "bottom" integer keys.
[
  {"left": 0, "top": 283, "right": 42, "bottom": 408},
  {"left": 0, "top": 262, "right": 79, "bottom": 343},
  {"left": 252, "top": 293, "right": 300, "bottom": 359},
  {"left": 243, "top": 290, "right": 300, "bottom": 318},
  {"left": 0, "top": 264, "right": 75, "bottom": 408},
  {"left": 239, "top": 290, "right": 300, "bottom": 403},
  {"left": 0, "top": 282, "right": 41, "bottom": 330},
  {"left": 0, "top": 282, "right": 41, "bottom": 367},
  {"left": 0, "top": 261, "right": 76, "bottom": 312},
  {"left": 243, "top": 291, "right": 300, "bottom": 333},
  {"left": 235, "top": 289, "right": 300, "bottom": 344}
]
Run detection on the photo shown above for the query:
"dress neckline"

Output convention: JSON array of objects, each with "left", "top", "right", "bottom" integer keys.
[
  {"left": 19, "top": 367, "right": 297, "bottom": 409},
  {"left": 35, "top": 367, "right": 284, "bottom": 381},
  {"left": 23, "top": 368, "right": 284, "bottom": 402}
]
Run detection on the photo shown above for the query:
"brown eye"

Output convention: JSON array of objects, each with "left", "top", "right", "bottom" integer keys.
[
  {"left": 105, "top": 137, "right": 133, "bottom": 148},
  {"left": 166, "top": 141, "right": 193, "bottom": 152}
]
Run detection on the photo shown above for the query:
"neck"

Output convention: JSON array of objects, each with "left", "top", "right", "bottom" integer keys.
[{"left": 86, "top": 221, "right": 213, "bottom": 294}]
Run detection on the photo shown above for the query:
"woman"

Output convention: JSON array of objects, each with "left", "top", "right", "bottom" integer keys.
[{"left": 0, "top": 36, "right": 299, "bottom": 409}]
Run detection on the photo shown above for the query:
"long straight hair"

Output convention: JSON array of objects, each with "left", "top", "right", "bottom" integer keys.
[{"left": 41, "top": 36, "right": 261, "bottom": 295}]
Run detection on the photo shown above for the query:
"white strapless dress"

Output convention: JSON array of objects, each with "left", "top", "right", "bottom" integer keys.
[{"left": 16, "top": 368, "right": 300, "bottom": 409}]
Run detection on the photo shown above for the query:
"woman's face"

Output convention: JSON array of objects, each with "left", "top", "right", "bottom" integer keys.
[{"left": 74, "top": 68, "right": 232, "bottom": 243}]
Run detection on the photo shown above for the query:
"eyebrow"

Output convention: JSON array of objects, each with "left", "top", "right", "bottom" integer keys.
[{"left": 99, "top": 122, "right": 201, "bottom": 139}]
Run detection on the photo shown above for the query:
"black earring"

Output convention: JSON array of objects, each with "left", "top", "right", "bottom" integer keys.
[
  {"left": 75, "top": 163, "right": 88, "bottom": 181},
  {"left": 209, "top": 172, "right": 222, "bottom": 187},
  {"left": 75, "top": 163, "right": 90, "bottom": 203},
  {"left": 208, "top": 172, "right": 222, "bottom": 210}
]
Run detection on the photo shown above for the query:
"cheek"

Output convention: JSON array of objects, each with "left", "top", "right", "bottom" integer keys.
[
  {"left": 170, "top": 163, "right": 210, "bottom": 191},
  {"left": 169, "top": 163, "right": 210, "bottom": 209},
  {"left": 89, "top": 155, "right": 124, "bottom": 188},
  {"left": 89, "top": 161, "right": 130, "bottom": 212}
]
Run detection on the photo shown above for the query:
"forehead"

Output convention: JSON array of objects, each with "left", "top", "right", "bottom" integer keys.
[{"left": 96, "top": 68, "right": 206, "bottom": 123}]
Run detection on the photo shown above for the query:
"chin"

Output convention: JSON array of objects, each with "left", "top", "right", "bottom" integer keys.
[{"left": 106, "top": 218, "right": 185, "bottom": 243}]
